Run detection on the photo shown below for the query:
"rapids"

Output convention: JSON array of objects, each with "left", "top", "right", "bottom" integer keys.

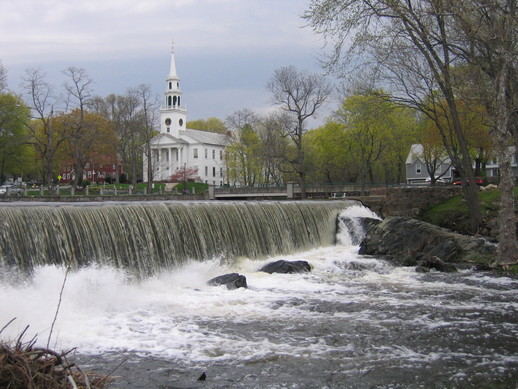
[{"left": 0, "top": 202, "right": 517, "bottom": 388}]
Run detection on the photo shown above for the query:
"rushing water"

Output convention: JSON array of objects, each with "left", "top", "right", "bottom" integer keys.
[{"left": 0, "top": 202, "right": 517, "bottom": 388}]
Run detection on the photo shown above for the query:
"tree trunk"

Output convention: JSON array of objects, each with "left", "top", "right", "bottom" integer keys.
[
  {"left": 493, "top": 63, "right": 518, "bottom": 265},
  {"left": 146, "top": 142, "right": 153, "bottom": 192}
]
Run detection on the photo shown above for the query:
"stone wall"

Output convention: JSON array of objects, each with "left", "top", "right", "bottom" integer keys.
[{"left": 358, "top": 186, "right": 463, "bottom": 218}]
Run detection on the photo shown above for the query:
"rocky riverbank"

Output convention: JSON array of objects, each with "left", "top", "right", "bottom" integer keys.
[{"left": 359, "top": 216, "right": 497, "bottom": 272}]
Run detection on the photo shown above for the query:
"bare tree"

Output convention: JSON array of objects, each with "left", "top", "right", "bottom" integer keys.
[
  {"left": 62, "top": 66, "right": 93, "bottom": 187},
  {"left": 130, "top": 84, "right": 158, "bottom": 191},
  {"left": 0, "top": 60, "right": 7, "bottom": 93},
  {"left": 257, "top": 112, "right": 290, "bottom": 186},
  {"left": 267, "top": 65, "right": 332, "bottom": 198},
  {"left": 21, "top": 68, "right": 67, "bottom": 191}
]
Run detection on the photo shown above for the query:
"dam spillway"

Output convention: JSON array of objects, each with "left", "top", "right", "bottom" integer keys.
[{"left": 0, "top": 200, "right": 356, "bottom": 275}]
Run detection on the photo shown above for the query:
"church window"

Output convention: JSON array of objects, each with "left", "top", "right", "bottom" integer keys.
[
  {"left": 205, "top": 166, "right": 208, "bottom": 176},
  {"left": 178, "top": 97, "right": 181, "bottom": 106},
  {"left": 167, "top": 127, "right": 170, "bottom": 133},
  {"left": 169, "top": 82, "right": 172, "bottom": 90},
  {"left": 205, "top": 148, "right": 208, "bottom": 158},
  {"left": 179, "top": 119, "right": 183, "bottom": 126},
  {"left": 220, "top": 150, "right": 223, "bottom": 160},
  {"left": 173, "top": 96, "right": 177, "bottom": 106},
  {"left": 416, "top": 164, "right": 422, "bottom": 174},
  {"left": 193, "top": 148, "right": 198, "bottom": 158},
  {"left": 213, "top": 167, "right": 216, "bottom": 177},
  {"left": 168, "top": 96, "right": 172, "bottom": 107},
  {"left": 212, "top": 149, "right": 216, "bottom": 159}
]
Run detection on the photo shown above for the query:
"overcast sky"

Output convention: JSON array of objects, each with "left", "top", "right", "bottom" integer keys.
[{"left": 1, "top": 0, "right": 337, "bottom": 125}]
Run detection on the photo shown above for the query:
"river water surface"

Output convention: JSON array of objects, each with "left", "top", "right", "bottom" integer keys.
[{"left": 1, "top": 205, "right": 517, "bottom": 388}]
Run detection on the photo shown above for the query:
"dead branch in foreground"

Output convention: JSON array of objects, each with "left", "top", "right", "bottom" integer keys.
[{"left": 0, "top": 320, "right": 113, "bottom": 389}]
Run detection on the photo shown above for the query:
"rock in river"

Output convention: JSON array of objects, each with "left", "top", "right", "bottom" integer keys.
[
  {"left": 208, "top": 273, "right": 248, "bottom": 289},
  {"left": 259, "top": 260, "right": 312, "bottom": 274}
]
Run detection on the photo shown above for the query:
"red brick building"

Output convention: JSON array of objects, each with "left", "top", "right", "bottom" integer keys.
[{"left": 60, "top": 155, "right": 123, "bottom": 184}]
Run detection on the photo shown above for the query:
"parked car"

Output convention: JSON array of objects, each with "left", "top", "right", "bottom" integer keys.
[
  {"left": 0, "top": 185, "right": 23, "bottom": 196},
  {"left": 425, "top": 177, "right": 449, "bottom": 184},
  {"left": 452, "top": 177, "right": 483, "bottom": 186}
]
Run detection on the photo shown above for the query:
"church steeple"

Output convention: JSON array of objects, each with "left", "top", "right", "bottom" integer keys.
[{"left": 160, "top": 42, "right": 187, "bottom": 137}]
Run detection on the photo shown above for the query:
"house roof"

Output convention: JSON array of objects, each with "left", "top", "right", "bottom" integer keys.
[{"left": 406, "top": 144, "right": 424, "bottom": 165}]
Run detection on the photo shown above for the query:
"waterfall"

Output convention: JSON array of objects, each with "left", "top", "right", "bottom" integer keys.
[{"left": 0, "top": 200, "right": 357, "bottom": 275}]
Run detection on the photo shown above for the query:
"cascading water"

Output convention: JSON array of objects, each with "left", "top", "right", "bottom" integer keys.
[
  {"left": 0, "top": 201, "right": 517, "bottom": 389},
  {"left": 0, "top": 200, "right": 353, "bottom": 276}
]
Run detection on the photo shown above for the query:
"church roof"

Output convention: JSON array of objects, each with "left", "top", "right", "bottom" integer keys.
[
  {"left": 150, "top": 132, "right": 188, "bottom": 145},
  {"left": 184, "top": 128, "right": 228, "bottom": 146}
]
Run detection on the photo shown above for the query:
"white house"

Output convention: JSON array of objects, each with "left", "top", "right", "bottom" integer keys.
[
  {"left": 143, "top": 44, "right": 228, "bottom": 185},
  {"left": 485, "top": 146, "right": 517, "bottom": 178}
]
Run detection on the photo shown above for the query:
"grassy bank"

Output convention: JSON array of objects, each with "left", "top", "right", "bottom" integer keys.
[{"left": 420, "top": 186, "right": 518, "bottom": 273}]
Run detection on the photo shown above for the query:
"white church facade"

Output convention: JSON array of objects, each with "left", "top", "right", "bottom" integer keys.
[{"left": 143, "top": 45, "right": 228, "bottom": 185}]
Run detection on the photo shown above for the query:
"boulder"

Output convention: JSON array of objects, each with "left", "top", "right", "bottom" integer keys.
[
  {"left": 420, "top": 256, "right": 458, "bottom": 272},
  {"left": 208, "top": 273, "right": 247, "bottom": 289},
  {"left": 359, "top": 216, "right": 496, "bottom": 267},
  {"left": 259, "top": 260, "right": 311, "bottom": 274}
]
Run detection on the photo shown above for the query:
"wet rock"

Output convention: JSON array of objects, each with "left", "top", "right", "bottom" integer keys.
[
  {"left": 415, "top": 266, "right": 429, "bottom": 273},
  {"left": 420, "top": 256, "right": 458, "bottom": 272},
  {"left": 360, "top": 216, "right": 496, "bottom": 267},
  {"left": 208, "top": 273, "right": 247, "bottom": 289},
  {"left": 259, "top": 260, "right": 311, "bottom": 274}
]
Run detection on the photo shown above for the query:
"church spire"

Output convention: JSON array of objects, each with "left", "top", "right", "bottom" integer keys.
[
  {"left": 160, "top": 42, "right": 187, "bottom": 137},
  {"left": 168, "top": 41, "right": 179, "bottom": 81}
]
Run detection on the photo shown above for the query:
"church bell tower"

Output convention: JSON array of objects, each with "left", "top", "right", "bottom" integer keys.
[{"left": 160, "top": 42, "right": 187, "bottom": 138}]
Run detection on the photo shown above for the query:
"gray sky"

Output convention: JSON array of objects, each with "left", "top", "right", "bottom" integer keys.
[{"left": 1, "top": 0, "right": 335, "bottom": 124}]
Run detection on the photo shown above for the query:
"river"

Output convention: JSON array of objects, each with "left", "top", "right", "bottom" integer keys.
[{"left": 0, "top": 203, "right": 517, "bottom": 388}]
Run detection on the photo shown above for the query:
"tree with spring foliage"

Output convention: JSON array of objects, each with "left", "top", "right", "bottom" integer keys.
[
  {"left": 444, "top": 0, "right": 518, "bottom": 265},
  {"left": 305, "top": 0, "right": 484, "bottom": 232}
]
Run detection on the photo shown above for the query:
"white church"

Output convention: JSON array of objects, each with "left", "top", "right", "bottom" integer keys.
[{"left": 143, "top": 45, "right": 229, "bottom": 185}]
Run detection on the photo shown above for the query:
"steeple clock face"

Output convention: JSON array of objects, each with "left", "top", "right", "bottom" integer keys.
[{"left": 165, "top": 118, "right": 172, "bottom": 126}]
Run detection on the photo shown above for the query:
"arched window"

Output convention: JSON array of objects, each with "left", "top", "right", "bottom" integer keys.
[
  {"left": 169, "top": 82, "right": 172, "bottom": 90},
  {"left": 173, "top": 96, "right": 177, "bottom": 106},
  {"left": 168, "top": 96, "right": 172, "bottom": 107}
]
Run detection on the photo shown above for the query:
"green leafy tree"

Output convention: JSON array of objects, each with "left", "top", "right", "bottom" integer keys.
[
  {"left": 0, "top": 94, "right": 32, "bottom": 182},
  {"left": 336, "top": 93, "right": 413, "bottom": 191},
  {"left": 187, "top": 117, "right": 227, "bottom": 133},
  {"left": 224, "top": 110, "right": 263, "bottom": 186},
  {"left": 305, "top": 121, "right": 352, "bottom": 184}
]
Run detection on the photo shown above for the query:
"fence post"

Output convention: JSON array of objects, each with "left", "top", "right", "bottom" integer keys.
[
  {"left": 208, "top": 185, "right": 215, "bottom": 200},
  {"left": 85, "top": 186, "right": 89, "bottom": 196},
  {"left": 71, "top": 186, "right": 75, "bottom": 196},
  {"left": 287, "top": 182, "right": 294, "bottom": 199}
]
